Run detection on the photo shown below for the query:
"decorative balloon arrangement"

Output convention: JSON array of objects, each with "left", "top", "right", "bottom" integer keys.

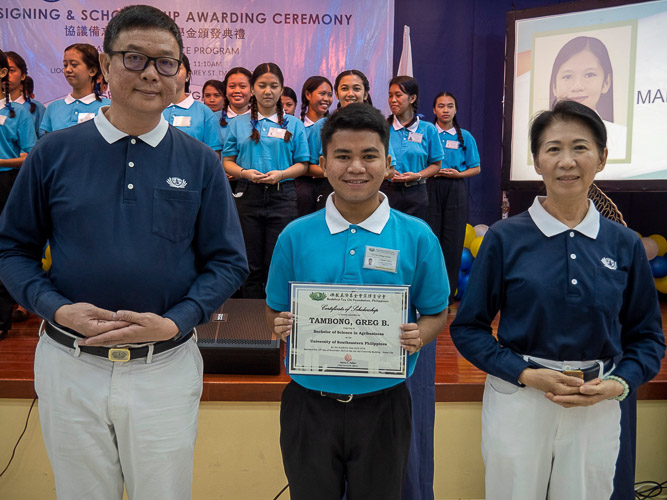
[
  {"left": 455, "top": 223, "right": 487, "bottom": 299},
  {"left": 640, "top": 234, "right": 667, "bottom": 294},
  {"left": 456, "top": 228, "right": 667, "bottom": 298}
]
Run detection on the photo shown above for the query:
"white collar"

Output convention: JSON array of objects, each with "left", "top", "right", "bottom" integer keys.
[
  {"left": 324, "top": 192, "right": 390, "bottom": 235},
  {"left": 303, "top": 115, "right": 316, "bottom": 127},
  {"left": 170, "top": 94, "right": 195, "bottom": 109},
  {"left": 14, "top": 95, "right": 26, "bottom": 104},
  {"left": 64, "top": 93, "right": 97, "bottom": 105},
  {"left": 435, "top": 123, "right": 456, "bottom": 135},
  {"left": 226, "top": 108, "right": 249, "bottom": 118},
  {"left": 94, "top": 106, "right": 169, "bottom": 148},
  {"left": 528, "top": 196, "right": 600, "bottom": 239},
  {"left": 392, "top": 115, "right": 419, "bottom": 132},
  {"left": 259, "top": 112, "right": 279, "bottom": 124}
]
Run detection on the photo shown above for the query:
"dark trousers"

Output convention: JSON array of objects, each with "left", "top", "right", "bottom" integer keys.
[
  {"left": 0, "top": 170, "right": 19, "bottom": 332},
  {"left": 296, "top": 177, "right": 333, "bottom": 217},
  {"left": 280, "top": 381, "right": 412, "bottom": 500},
  {"left": 427, "top": 177, "right": 467, "bottom": 305},
  {"left": 381, "top": 180, "right": 429, "bottom": 222},
  {"left": 234, "top": 180, "right": 297, "bottom": 299}
]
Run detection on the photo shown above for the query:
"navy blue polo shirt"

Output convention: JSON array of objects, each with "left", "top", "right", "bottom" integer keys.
[
  {"left": 0, "top": 108, "right": 248, "bottom": 334},
  {"left": 450, "top": 197, "right": 664, "bottom": 392}
]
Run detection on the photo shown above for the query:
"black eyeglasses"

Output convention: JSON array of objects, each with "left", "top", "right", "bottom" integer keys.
[{"left": 108, "top": 50, "right": 181, "bottom": 77}]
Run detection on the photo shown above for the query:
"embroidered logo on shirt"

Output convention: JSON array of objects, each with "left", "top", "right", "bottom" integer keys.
[
  {"left": 166, "top": 177, "right": 187, "bottom": 189},
  {"left": 601, "top": 257, "right": 617, "bottom": 270}
]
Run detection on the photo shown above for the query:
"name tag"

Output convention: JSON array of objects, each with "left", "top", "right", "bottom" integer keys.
[
  {"left": 0, "top": 115, "right": 6, "bottom": 126},
  {"left": 408, "top": 132, "right": 423, "bottom": 143},
  {"left": 173, "top": 115, "right": 192, "bottom": 127},
  {"left": 363, "top": 246, "right": 399, "bottom": 273},
  {"left": 445, "top": 140, "right": 459, "bottom": 149},
  {"left": 267, "top": 127, "right": 287, "bottom": 139},
  {"left": 77, "top": 112, "right": 96, "bottom": 124}
]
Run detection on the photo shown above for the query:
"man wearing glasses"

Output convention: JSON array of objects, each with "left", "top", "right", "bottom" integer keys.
[{"left": 0, "top": 5, "right": 248, "bottom": 499}]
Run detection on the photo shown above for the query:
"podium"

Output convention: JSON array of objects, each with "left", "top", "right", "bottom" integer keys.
[{"left": 196, "top": 298, "right": 281, "bottom": 375}]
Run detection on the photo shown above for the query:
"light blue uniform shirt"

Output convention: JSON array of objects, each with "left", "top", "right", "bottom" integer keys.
[
  {"left": 0, "top": 99, "right": 37, "bottom": 172},
  {"left": 308, "top": 116, "right": 397, "bottom": 167},
  {"left": 223, "top": 112, "right": 310, "bottom": 178},
  {"left": 436, "top": 124, "right": 480, "bottom": 172},
  {"left": 389, "top": 117, "right": 444, "bottom": 174},
  {"left": 40, "top": 93, "right": 110, "bottom": 133},
  {"left": 163, "top": 95, "right": 222, "bottom": 151},
  {"left": 266, "top": 194, "right": 449, "bottom": 394},
  {"left": 14, "top": 96, "right": 46, "bottom": 138},
  {"left": 217, "top": 108, "right": 249, "bottom": 151}
]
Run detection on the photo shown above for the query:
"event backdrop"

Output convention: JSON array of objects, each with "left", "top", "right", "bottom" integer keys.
[{"left": 1, "top": 0, "right": 394, "bottom": 113}]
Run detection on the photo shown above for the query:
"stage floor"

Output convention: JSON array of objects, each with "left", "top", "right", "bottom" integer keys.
[{"left": 1, "top": 302, "right": 665, "bottom": 402}]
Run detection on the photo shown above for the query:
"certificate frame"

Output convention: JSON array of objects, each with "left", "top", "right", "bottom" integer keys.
[{"left": 288, "top": 282, "right": 410, "bottom": 378}]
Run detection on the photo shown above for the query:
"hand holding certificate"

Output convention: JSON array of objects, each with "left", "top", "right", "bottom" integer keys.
[{"left": 288, "top": 282, "right": 410, "bottom": 378}]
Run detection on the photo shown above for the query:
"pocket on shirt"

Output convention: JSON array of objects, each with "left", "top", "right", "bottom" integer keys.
[
  {"left": 594, "top": 266, "right": 627, "bottom": 316},
  {"left": 486, "top": 374, "right": 520, "bottom": 395},
  {"left": 152, "top": 188, "right": 200, "bottom": 243}
]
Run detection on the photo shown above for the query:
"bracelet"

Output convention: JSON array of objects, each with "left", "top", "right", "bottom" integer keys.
[
  {"left": 604, "top": 375, "right": 630, "bottom": 401},
  {"left": 414, "top": 337, "right": 424, "bottom": 353},
  {"left": 418, "top": 172, "right": 422, "bottom": 181},
  {"left": 239, "top": 168, "right": 246, "bottom": 179}
]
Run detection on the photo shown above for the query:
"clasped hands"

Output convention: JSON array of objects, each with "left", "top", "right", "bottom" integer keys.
[
  {"left": 53, "top": 302, "right": 179, "bottom": 347},
  {"left": 518, "top": 368, "right": 625, "bottom": 408}
]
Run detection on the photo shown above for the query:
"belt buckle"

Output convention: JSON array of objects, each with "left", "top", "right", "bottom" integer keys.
[
  {"left": 108, "top": 348, "right": 131, "bottom": 362},
  {"left": 563, "top": 369, "right": 584, "bottom": 380},
  {"left": 336, "top": 394, "right": 353, "bottom": 403}
]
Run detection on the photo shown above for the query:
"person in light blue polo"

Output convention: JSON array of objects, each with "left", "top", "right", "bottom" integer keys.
[
  {"left": 0, "top": 49, "right": 38, "bottom": 340},
  {"left": 40, "top": 43, "right": 110, "bottom": 134},
  {"left": 385, "top": 76, "right": 444, "bottom": 222},
  {"left": 222, "top": 62, "right": 309, "bottom": 299},
  {"left": 162, "top": 54, "right": 222, "bottom": 154},
  {"left": 266, "top": 103, "right": 448, "bottom": 500}
]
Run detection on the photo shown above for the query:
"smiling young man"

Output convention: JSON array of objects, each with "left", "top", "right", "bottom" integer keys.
[
  {"left": 0, "top": 5, "right": 248, "bottom": 499},
  {"left": 265, "top": 103, "right": 449, "bottom": 499}
]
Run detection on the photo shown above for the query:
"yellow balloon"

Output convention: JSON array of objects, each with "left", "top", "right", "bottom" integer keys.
[
  {"left": 470, "top": 236, "right": 484, "bottom": 258},
  {"left": 649, "top": 234, "right": 667, "bottom": 256},
  {"left": 656, "top": 276, "right": 667, "bottom": 294},
  {"left": 464, "top": 224, "right": 476, "bottom": 249}
]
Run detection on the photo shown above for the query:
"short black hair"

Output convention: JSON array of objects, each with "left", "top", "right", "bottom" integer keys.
[
  {"left": 530, "top": 100, "right": 607, "bottom": 157},
  {"left": 103, "top": 5, "right": 183, "bottom": 56},
  {"left": 320, "top": 103, "right": 390, "bottom": 158}
]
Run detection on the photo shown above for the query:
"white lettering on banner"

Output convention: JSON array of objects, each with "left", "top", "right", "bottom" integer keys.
[{"left": 1, "top": 0, "right": 394, "bottom": 115}]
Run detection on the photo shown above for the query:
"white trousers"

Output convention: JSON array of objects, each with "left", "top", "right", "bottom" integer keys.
[
  {"left": 482, "top": 374, "right": 621, "bottom": 500},
  {"left": 34, "top": 332, "right": 204, "bottom": 500}
]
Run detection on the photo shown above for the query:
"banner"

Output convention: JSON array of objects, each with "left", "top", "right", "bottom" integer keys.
[{"left": 1, "top": 0, "right": 394, "bottom": 113}]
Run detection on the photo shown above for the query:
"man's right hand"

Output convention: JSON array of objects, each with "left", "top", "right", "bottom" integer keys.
[{"left": 53, "top": 303, "right": 132, "bottom": 337}]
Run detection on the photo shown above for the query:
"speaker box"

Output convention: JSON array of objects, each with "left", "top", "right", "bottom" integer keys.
[{"left": 196, "top": 298, "right": 281, "bottom": 375}]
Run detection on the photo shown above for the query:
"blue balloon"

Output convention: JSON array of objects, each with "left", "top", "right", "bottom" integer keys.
[
  {"left": 650, "top": 255, "right": 667, "bottom": 278},
  {"left": 456, "top": 272, "right": 470, "bottom": 299},
  {"left": 460, "top": 248, "right": 473, "bottom": 272}
]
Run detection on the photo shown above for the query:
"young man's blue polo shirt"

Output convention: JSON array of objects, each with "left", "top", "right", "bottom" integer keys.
[
  {"left": 0, "top": 100, "right": 37, "bottom": 172},
  {"left": 266, "top": 194, "right": 449, "bottom": 395},
  {"left": 40, "top": 93, "right": 110, "bottom": 133},
  {"left": 389, "top": 116, "right": 444, "bottom": 174},
  {"left": 436, "top": 124, "right": 480, "bottom": 172},
  {"left": 15, "top": 95, "right": 46, "bottom": 138},
  {"left": 163, "top": 95, "right": 222, "bottom": 151},
  {"left": 451, "top": 197, "right": 665, "bottom": 393},
  {"left": 223, "top": 112, "right": 310, "bottom": 178}
]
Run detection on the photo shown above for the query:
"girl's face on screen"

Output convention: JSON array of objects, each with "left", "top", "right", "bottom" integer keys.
[{"left": 552, "top": 49, "right": 610, "bottom": 112}]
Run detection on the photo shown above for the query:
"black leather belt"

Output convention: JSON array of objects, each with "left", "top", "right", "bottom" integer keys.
[
  {"left": 382, "top": 179, "right": 426, "bottom": 190},
  {"left": 528, "top": 358, "right": 614, "bottom": 382},
  {"left": 304, "top": 382, "right": 403, "bottom": 403},
  {"left": 44, "top": 322, "right": 193, "bottom": 362}
]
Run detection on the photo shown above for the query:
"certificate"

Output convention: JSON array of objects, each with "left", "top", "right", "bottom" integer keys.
[{"left": 288, "top": 282, "right": 410, "bottom": 378}]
